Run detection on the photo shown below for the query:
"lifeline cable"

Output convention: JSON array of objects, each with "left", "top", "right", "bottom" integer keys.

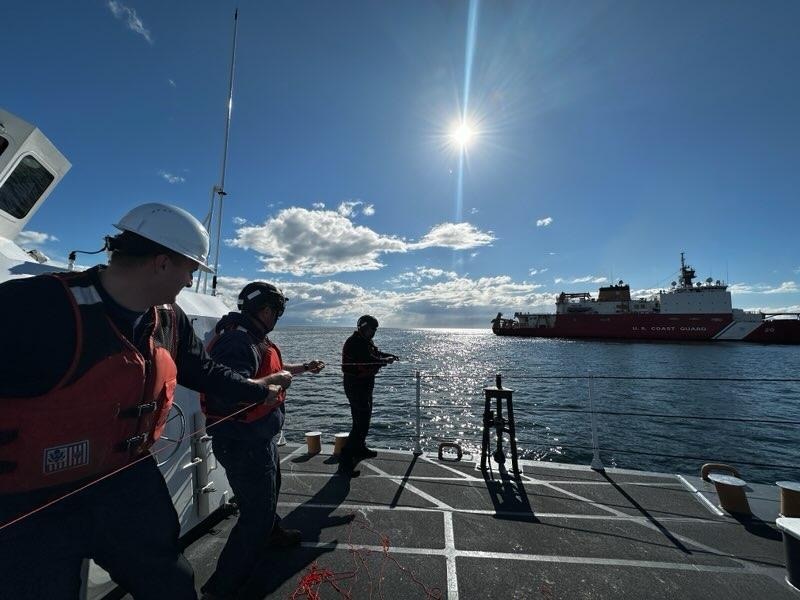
[{"left": 0, "top": 362, "right": 395, "bottom": 530}]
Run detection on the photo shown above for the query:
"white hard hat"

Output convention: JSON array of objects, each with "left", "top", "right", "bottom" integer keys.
[{"left": 114, "top": 203, "right": 213, "bottom": 272}]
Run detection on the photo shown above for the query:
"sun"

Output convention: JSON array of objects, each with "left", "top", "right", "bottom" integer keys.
[{"left": 450, "top": 121, "right": 476, "bottom": 149}]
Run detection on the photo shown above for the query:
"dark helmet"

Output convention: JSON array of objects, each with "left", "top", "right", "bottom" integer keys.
[
  {"left": 237, "top": 282, "right": 288, "bottom": 317},
  {"left": 357, "top": 314, "right": 379, "bottom": 329}
]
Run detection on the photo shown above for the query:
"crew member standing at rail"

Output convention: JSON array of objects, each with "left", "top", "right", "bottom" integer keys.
[
  {"left": 200, "top": 281, "right": 325, "bottom": 600},
  {"left": 338, "top": 315, "right": 399, "bottom": 476},
  {"left": 0, "top": 203, "right": 281, "bottom": 600}
]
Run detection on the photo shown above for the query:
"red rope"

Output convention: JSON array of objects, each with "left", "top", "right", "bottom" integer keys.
[{"left": 290, "top": 514, "right": 443, "bottom": 600}]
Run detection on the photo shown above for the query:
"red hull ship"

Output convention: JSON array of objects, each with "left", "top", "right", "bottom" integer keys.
[{"left": 492, "top": 254, "right": 800, "bottom": 344}]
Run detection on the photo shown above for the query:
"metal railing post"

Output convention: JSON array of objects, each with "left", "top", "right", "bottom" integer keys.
[
  {"left": 588, "top": 374, "right": 605, "bottom": 471},
  {"left": 414, "top": 370, "right": 422, "bottom": 455}
]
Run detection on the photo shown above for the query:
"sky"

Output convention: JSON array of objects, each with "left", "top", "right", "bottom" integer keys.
[{"left": 4, "top": 0, "right": 800, "bottom": 327}]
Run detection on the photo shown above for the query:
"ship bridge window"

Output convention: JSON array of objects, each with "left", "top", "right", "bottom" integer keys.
[
  {"left": 0, "top": 155, "right": 54, "bottom": 219},
  {"left": 0, "top": 136, "right": 8, "bottom": 158}
]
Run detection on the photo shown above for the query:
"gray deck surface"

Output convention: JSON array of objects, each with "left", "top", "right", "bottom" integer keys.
[{"left": 137, "top": 444, "right": 796, "bottom": 599}]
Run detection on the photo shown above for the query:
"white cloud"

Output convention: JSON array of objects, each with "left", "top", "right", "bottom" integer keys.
[
  {"left": 536, "top": 217, "right": 553, "bottom": 227},
  {"left": 729, "top": 281, "right": 799, "bottom": 295},
  {"left": 529, "top": 268, "right": 549, "bottom": 276},
  {"left": 168, "top": 78, "right": 176, "bottom": 88},
  {"left": 386, "top": 267, "right": 458, "bottom": 287},
  {"left": 794, "top": 267, "right": 800, "bottom": 275},
  {"left": 158, "top": 170, "right": 185, "bottom": 184},
  {"left": 227, "top": 208, "right": 495, "bottom": 276},
  {"left": 337, "top": 201, "right": 362, "bottom": 217},
  {"left": 555, "top": 275, "right": 607, "bottom": 285},
  {"left": 469, "top": 208, "right": 479, "bottom": 215},
  {"left": 311, "top": 202, "right": 325, "bottom": 209},
  {"left": 228, "top": 208, "right": 406, "bottom": 276},
  {"left": 107, "top": 0, "right": 153, "bottom": 44},
  {"left": 212, "top": 274, "right": 550, "bottom": 327},
  {"left": 15, "top": 230, "right": 59, "bottom": 247},
  {"left": 411, "top": 222, "right": 495, "bottom": 250},
  {"left": 763, "top": 281, "right": 798, "bottom": 294},
  {"left": 362, "top": 204, "right": 375, "bottom": 216},
  {"left": 232, "top": 216, "right": 247, "bottom": 226}
]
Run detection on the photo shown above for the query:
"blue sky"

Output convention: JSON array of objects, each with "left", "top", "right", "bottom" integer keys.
[{"left": 4, "top": 0, "right": 799, "bottom": 327}]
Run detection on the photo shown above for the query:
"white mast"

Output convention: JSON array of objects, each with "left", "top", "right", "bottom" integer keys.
[{"left": 200, "top": 8, "right": 239, "bottom": 295}]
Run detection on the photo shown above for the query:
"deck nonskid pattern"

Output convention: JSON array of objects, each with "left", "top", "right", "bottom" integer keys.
[{"left": 162, "top": 445, "right": 793, "bottom": 599}]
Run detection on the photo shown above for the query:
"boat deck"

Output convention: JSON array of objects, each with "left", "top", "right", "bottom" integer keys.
[{"left": 159, "top": 445, "right": 793, "bottom": 598}]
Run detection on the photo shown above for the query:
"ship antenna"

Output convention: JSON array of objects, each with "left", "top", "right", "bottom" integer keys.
[{"left": 200, "top": 8, "right": 239, "bottom": 296}]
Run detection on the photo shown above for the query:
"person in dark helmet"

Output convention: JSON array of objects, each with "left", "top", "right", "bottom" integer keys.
[
  {"left": 0, "top": 203, "right": 281, "bottom": 600},
  {"left": 338, "top": 315, "right": 399, "bottom": 476},
  {"left": 200, "top": 281, "right": 324, "bottom": 600}
]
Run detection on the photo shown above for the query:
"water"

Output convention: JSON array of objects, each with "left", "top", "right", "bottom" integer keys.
[{"left": 271, "top": 327, "right": 800, "bottom": 483}]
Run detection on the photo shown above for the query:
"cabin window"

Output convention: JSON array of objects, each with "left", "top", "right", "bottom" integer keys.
[
  {"left": 0, "top": 136, "right": 8, "bottom": 158},
  {"left": 0, "top": 155, "right": 55, "bottom": 219}
]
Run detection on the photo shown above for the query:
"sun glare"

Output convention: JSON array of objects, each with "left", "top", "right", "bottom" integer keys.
[{"left": 451, "top": 121, "right": 476, "bottom": 149}]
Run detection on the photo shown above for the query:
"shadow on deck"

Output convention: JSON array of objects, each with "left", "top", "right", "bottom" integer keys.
[{"left": 145, "top": 445, "right": 796, "bottom": 599}]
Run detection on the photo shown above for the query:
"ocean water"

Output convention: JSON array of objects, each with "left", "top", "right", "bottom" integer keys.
[{"left": 271, "top": 326, "right": 800, "bottom": 483}]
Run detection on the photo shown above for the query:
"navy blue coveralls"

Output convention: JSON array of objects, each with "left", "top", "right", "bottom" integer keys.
[
  {"left": 200, "top": 312, "right": 286, "bottom": 599},
  {"left": 340, "top": 330, "right": 393, "bottom": 461}
]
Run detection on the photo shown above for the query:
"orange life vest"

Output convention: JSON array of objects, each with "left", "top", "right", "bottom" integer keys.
[
  {"left": 200, "top": 325, "right": 284, "bottom": 425},
  {"left": 0, "top": 271, "right": 178, "bottom": 494}
]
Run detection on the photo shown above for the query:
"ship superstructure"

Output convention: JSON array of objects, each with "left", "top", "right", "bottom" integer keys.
[{"left": 493, "top": 254, "right": 800, "bottom": 343}]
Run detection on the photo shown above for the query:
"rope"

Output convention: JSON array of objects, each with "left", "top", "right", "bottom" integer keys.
[
  {"left": 0, "top": 396, "right": 270, "bottom": 531},
  {"left": 289, "top": 514, "right": 443, "bottom": 600}
]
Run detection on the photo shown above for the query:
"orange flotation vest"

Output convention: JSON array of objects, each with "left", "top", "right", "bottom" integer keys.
[
  {"left": 0, "top": 271, "right": 178, "bottom": 494},
  {"left": 200, "top": 325, "right": 284, "bottom": 425}
]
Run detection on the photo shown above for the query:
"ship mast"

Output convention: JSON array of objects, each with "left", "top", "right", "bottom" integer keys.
[
  {"left": 198, "top": 8, "right": 239, "bottom": 295},
  {"left": 679, "top": 251, "right": 696, "bottom": 288}
]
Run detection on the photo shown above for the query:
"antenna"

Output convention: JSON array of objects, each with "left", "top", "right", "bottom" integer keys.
[{"left": 200, "top": 8, "right": 239, "bottom": 295}]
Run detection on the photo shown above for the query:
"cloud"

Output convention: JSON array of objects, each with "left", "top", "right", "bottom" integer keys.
[
  {"left": 729, "top": 281, "right": 798, "bottom": 295},
  {"left": 227, "top": 208, "right": 495, "bottom": 276},
  {"left": 228, "top": 208, "right": 406, "bottom": 276},
  {"left": 411, "top": 222, "right": 495, "bottom": 250},
  {"left": 742, "top": 303, "right": 800, "bottom": 314},
  {"left": 554, "top": 275, "right": 608, "bottom": 285},
  {"left": 15, "top": 230, "right": 59, "bottom": 247},
  {"left": 536, "top": 217, "right": 553, "bottom": 227},
  {"left": 311, "top": 202, "right": 325, "bottom": 209},
  {"left": 158, "top": 170, "right": 185, "bottom": 184},
  {"left": 214, "top": 273, "right": 550, "bottom": 327},
  {"left": 232, "top": 216, "right": 247, "bottom": 225},
  {"left": 168, "top": 78, "right": 176, "bottom": 88},
  {"left": 469, "top": 208, "right": 479, "bottom": 215},
  {"left": 386, "top": 267, "right": 458, "bottom": 287},
  {"left": 529, "top": 268, "right": 549, "bottom": 276},
  {"left": 337, "top": 201, "right": 362, "bottom": 217},
  {"left": 335, "top": 200, "right": 374, "bottom": 217},
  {"left": 107, "top": 0, "right": 153, "bottom": 44}
]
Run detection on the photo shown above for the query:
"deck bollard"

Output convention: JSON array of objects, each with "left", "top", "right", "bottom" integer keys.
[
  {"left": 777, "top": 481, "right": 800, "bottom": 518},
  {"left": 776, "top": 518, "right": 800, "bottom": 592},
  {"left": 333, "top": 432, "right": 349, "bottom": 456},
  {"left": 305, "top": 431, "right": 321, "bottom": 455},
  {"left": 700, "top": 464, "right": 751, "bottom": 517}
]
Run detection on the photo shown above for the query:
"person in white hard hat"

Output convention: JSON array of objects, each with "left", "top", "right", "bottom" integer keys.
[{"left": 0, "top": 203, "right": 281, "bottom": 600}]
